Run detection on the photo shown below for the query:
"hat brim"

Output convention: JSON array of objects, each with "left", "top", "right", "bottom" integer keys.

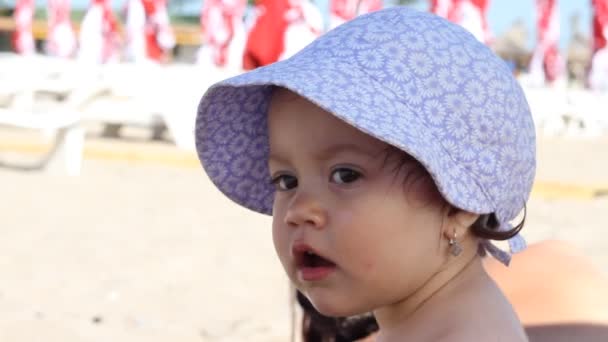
[{"left": 195, "top": 56, "right": 493, "bottom": 216}]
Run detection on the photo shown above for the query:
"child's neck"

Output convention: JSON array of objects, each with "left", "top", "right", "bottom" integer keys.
[{"left": 373, "top": 249, "right": 485, "bottom": 340}]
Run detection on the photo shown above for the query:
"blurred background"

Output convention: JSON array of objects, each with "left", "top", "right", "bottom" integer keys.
[{"left": 0, "top": 0, "right": 607, "bottom": 341}]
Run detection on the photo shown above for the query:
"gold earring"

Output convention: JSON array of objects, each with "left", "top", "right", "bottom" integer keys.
[{"left": 447, "top": 230, "right": 463, "bottom": 256}]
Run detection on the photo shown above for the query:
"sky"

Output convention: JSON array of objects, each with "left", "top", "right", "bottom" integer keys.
[
  {"left": 412, "top": 0, "right": 592, "bottom": 49},
  {"left": 6, "top": 0, "right": 594, "bottom": 49},
  {"left": 488, "top": 0, "right": 592, "bottom": 49}
]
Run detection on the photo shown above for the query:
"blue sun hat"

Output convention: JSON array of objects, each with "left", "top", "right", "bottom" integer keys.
[{"left": 194, "top": 7, "right": 536, "bottom": 265}]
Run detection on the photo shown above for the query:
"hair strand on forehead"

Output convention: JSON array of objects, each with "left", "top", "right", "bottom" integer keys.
[
  {"left": 383, "top": 146, "right": 527, "bottom": 242},
  {"left": 381, "top": 146, "right": 446, "bottom": 210}
]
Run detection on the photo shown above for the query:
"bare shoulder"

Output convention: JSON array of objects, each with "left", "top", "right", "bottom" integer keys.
[
  {"left": 436, "top": 328, "right": 529, "bottom": 342},
  {"left": 441, "top": 307, "right": 528, "bottom": 342},
  {"left": 434, "top": 274, "right": 528, "bottom": 342},
  {"left": 437, "top": 302, "right": 528, "bottom": 342}
]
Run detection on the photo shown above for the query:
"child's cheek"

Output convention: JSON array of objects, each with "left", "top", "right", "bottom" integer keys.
[
  {"left": 334, "top": 209, "right": 354, "bottom": 228},
  {"left": 271, "top": 217, "right": 290, "bottom": 268},
  {"left": 333, "top": 209, "right": 378, "bottom": 271},
  {"left": 362, "top": 258, "right": 377, "bottom": 272}
]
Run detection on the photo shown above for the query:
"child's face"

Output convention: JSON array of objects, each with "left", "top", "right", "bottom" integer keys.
[{"left": 268, "top": 89, "right": 449, "bottom": 317}]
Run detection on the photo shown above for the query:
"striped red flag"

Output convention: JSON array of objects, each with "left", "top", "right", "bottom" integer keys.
[
  {"left": 47, "top": 0, "right": 77, "bottom": 57},
  {"left": 592, "top": 0, "right": 608, "bottom": 53},
  {"left": 430, "top": 0, "right": 491, "bottom": 44},
  {"left": 430, "top": 0, "right": 457, "bottom": 19},
  {"left": 243, "top": 0, "right": 291, "bottom": 69},
  {"left": 12, "top": 0, "right": 35, "bottom": 55},
  {"left": 530, "top": 0, "right": 562, "bottom": 83},
  {"left": 78, "top": 0, "right": 121, "bottom": 63},
  {"left": 142, "top": 0, "right": 175, "bottom": 62},
  {"left": 200, "top": 0, "right": 246, "bottom": 67},
  {"left": 590, "top": 0, "right": 608, "bottom": 89},
  {"left": 330, "top": 0, "right": 383, "bottom": 28}
]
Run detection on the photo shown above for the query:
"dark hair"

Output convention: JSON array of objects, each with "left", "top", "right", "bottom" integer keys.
[
  {"left": 297, "top": 290, "right": 378, "bottom": 342},
  {"left": 471, "top": 208, "right": 526, "bottom": 241},
  {"left": 385, "top": 146, "right": 527, "bottom": 241}
]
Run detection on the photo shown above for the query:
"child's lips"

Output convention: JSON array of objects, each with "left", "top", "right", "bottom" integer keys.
[
  {"left": 298, "top": 265, "right": 336, "bottom": 281},
  {"left": 292, "top": 242, "right": 337, "bottom": 281}
]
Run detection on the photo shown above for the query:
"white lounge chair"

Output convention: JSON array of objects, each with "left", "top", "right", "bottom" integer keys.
[
  {"left": 0, "top": 78, "right": 110, "bottom": 176},
  {"left": 564, "top": 89, "right": 608, "bottom": 138},
  {"left": 0, "top": 110, "right": 83, "bottom": 175}
]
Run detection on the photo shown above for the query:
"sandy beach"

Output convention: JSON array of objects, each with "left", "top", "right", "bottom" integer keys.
[{"left": 1, "top": 129, "right": 607, "bottom": 341}]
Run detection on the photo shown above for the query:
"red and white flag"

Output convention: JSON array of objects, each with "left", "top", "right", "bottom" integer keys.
[
  {"left": 12, "top": 0, "right": 35, "bottom": 55},
  {"left": 280, "top": 0, "right": 324, "bottom": 60},
  {"left": 459, "top": 0, "right": 491, "bottom": 44},
  {"left": 430, "top": 0, "right": 491, "bottom": 44},
  {"left": 590, "top": 0, "right": 608, "bottom": 89},
  {"left": 46, "top": 0, "right": 77, "bottom": 58},
  {"left": 592, "top": 0, "right": 608, "bottom": 53},
  {"left": 242, "top": 0, "right": 324, "bottom": 70},
  {"left": 198, "top": 0, "right": 247, "bottom": 68},
  {"left": 330, "top": 0, "right": 382, "bottom": 29},
  {"left": 529, "top": 0, "right": 563, "bottom": 84},
  {"left": 128, "top": 0, "right": 176, "bottom": 63},
  {"left": 143, "top": 0, "right": 175, "bottom": 62},
  {"left": 430, "top": 0, "right": 456, "bottom": 19},
  {"left": 125, "top": 0, "right": 147, "bottom": 62},
  {"left": 242, "top": 0, "right": 291, "bottom": 70},
  {"left": 78, "top": 0, "right": 121, "bottom": 63}
]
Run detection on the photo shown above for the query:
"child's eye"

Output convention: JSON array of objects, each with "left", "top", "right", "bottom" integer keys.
[
  {"left": 330, "top": 168, "right": 362, "bottom": 184},
  {"left": 270, "top": 174, "right": 298, "bottom": 191}
]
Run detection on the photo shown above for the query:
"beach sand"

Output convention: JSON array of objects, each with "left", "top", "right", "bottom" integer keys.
[{"left": 1, "top": 131, "right": 607, "bottom": 341}]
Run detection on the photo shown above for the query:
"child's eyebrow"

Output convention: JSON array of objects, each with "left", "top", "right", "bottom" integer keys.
[
  {"left": 268, "top": 153, "right": 289, "bottom": 165},
  {"left": 268, "top": 143, "right": 381, "bottom": 165},
  {"left": 316, "top": 143, "right": 380, "bottom": 161}
]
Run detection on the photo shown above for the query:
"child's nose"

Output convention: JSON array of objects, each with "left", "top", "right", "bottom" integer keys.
[{"left": 284, "top": 191, "right": 327, "bottom": 229}]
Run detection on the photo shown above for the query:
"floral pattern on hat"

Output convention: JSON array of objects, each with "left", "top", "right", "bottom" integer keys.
[{"left": 195, "top": 7, "right": 536, "bottom": 265}]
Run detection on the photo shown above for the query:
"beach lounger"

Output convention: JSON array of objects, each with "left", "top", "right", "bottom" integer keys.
[
  {"left": 0, "top": 109, "right": 83, "bottom": 175},
  {"left": 0, "top": 78, "right": 110, "bottom": 176},
  {"left": 522, "top": 85, "right": 570, "bottom": 136},
  {"left": 523, "top": 84, "right": 608, "bottom": 138},
  {"left": 564, "top": 89, "right": 608, "bottom": 137},
  {"left": 83, "top": 63, "right": 234, "bottom": 150}
]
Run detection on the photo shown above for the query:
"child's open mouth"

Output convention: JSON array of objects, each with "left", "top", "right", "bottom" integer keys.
[{"left": 293, "top": 244, "right": 336, "bottom": 281}]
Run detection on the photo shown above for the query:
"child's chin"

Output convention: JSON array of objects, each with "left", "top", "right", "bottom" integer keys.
[{"left": 308, "top": 296, "right": 369, "bottom": 318}]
